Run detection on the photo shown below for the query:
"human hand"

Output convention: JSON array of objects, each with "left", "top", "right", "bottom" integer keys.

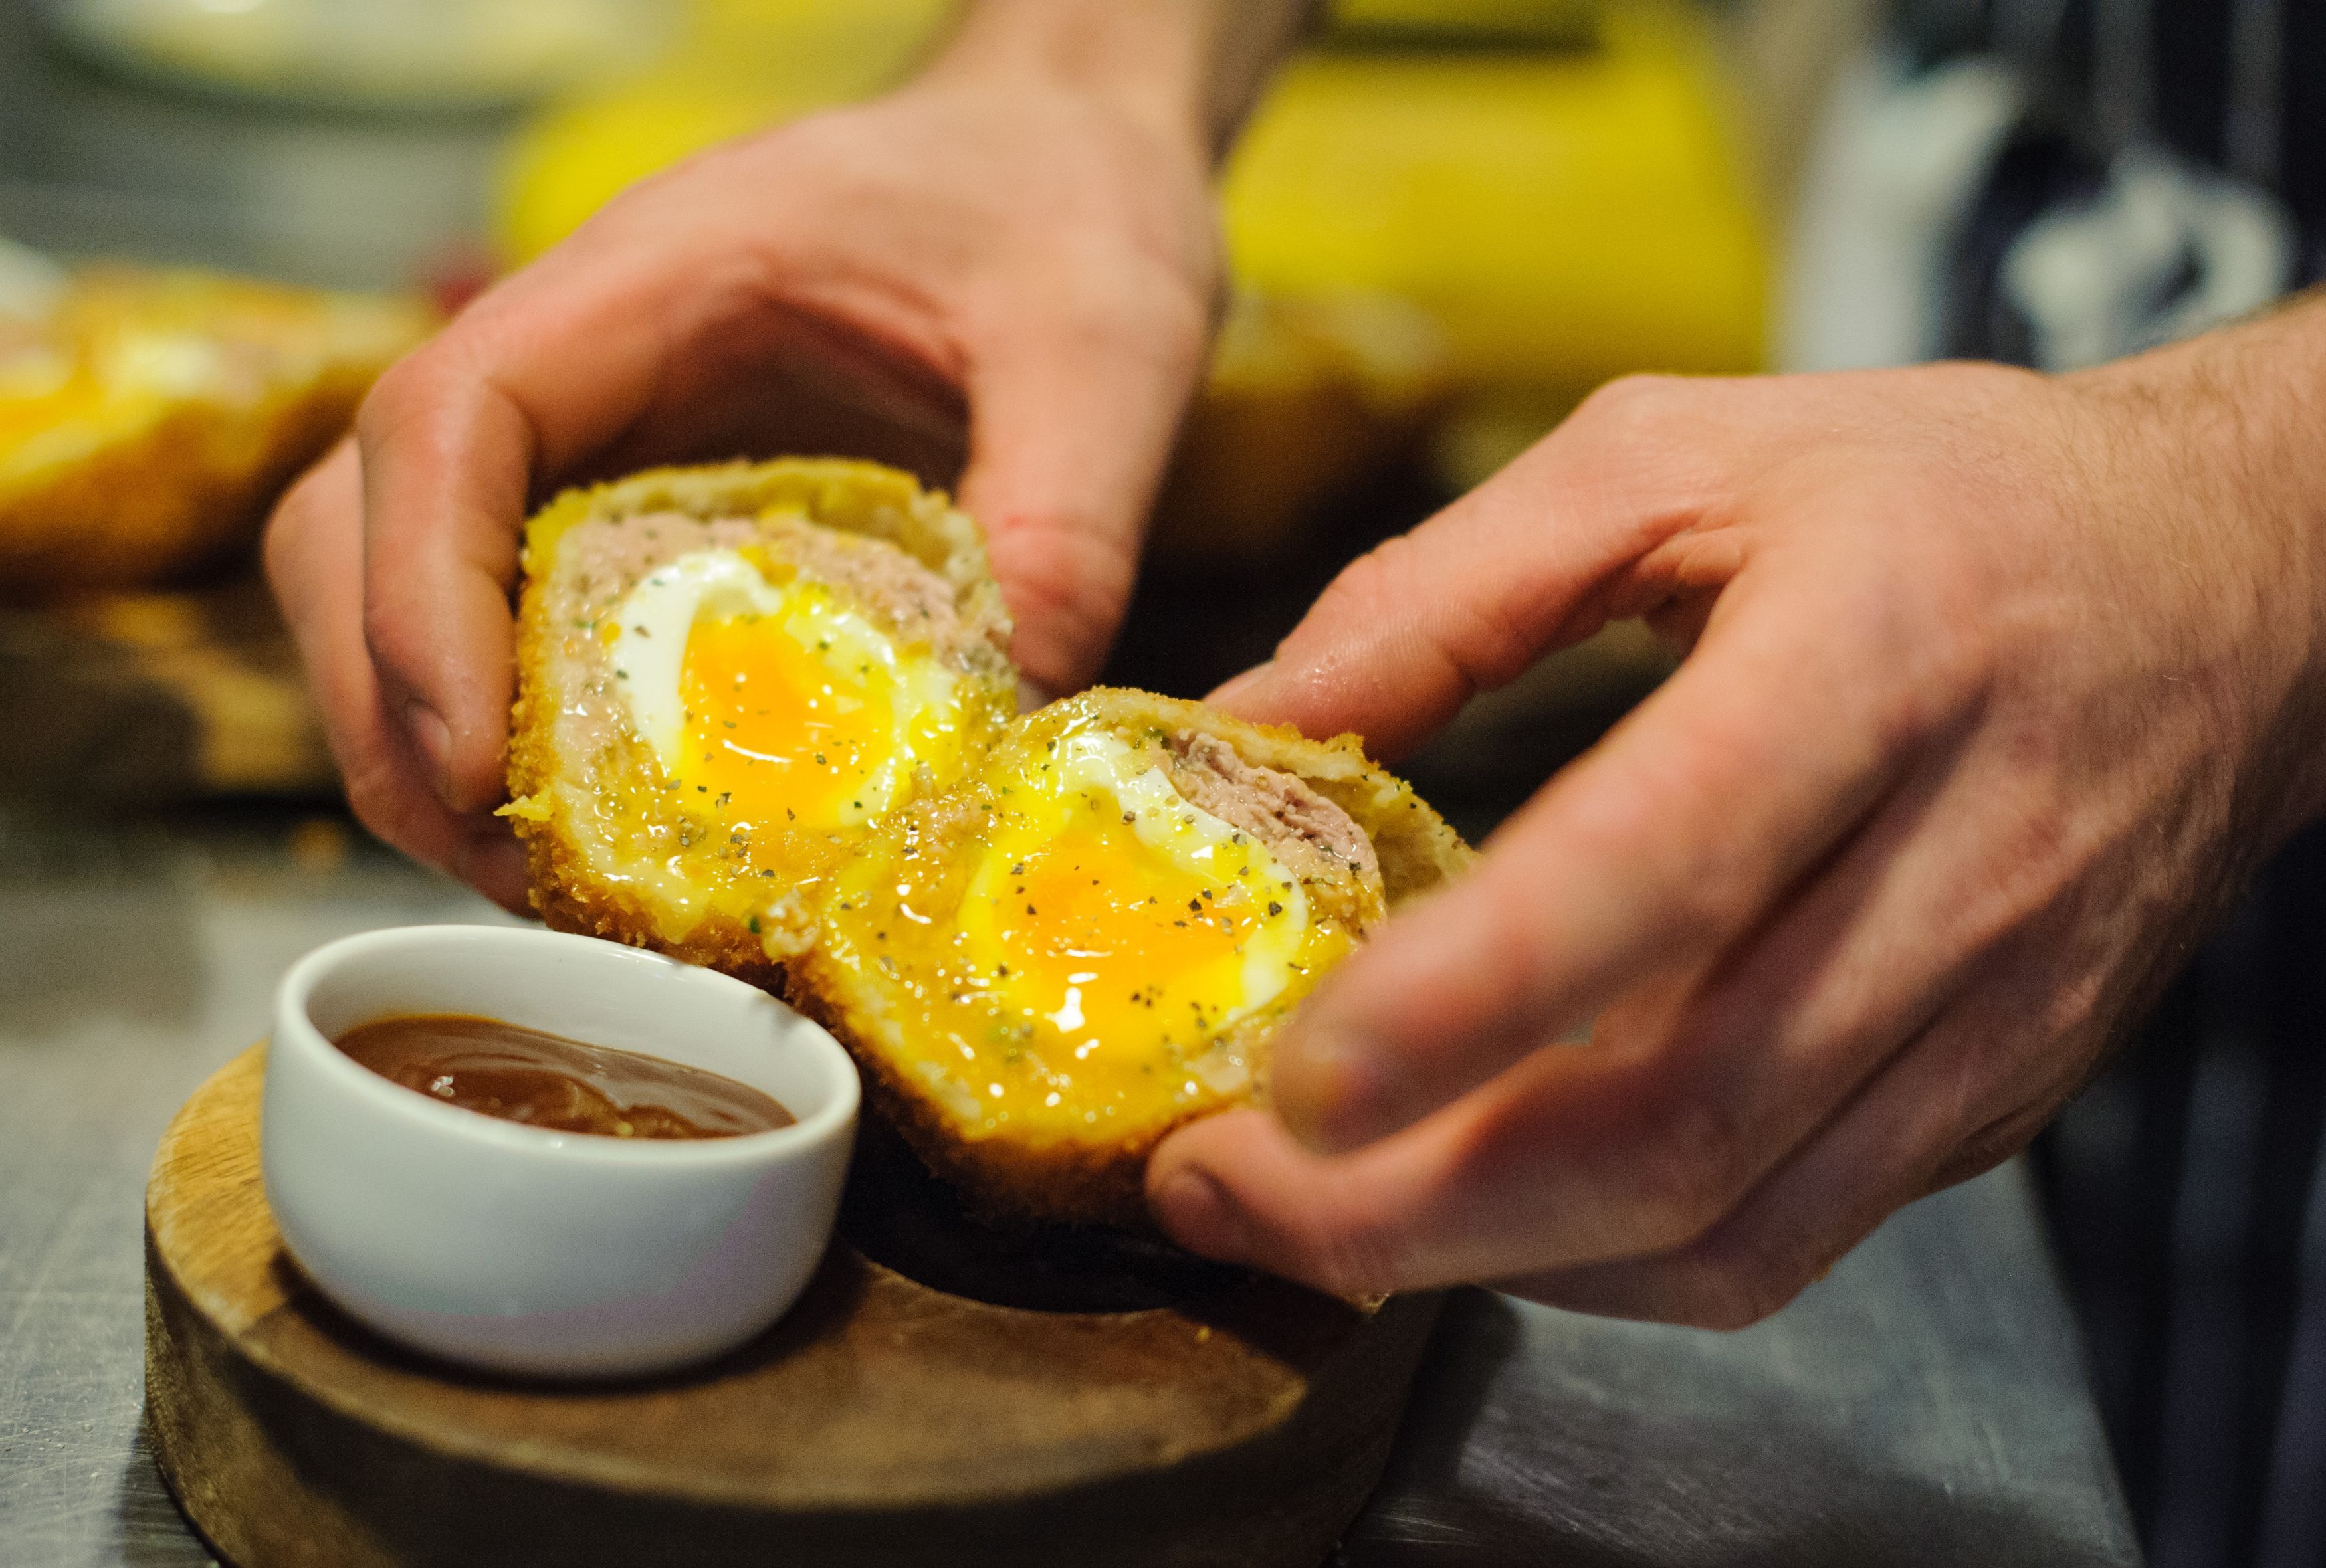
[
  {"left": 266, "top": 29, "right": 1227, "bottom": 907},
  {"left": 1147, "top": 323, "right": 2326, "bottom": 1324}
]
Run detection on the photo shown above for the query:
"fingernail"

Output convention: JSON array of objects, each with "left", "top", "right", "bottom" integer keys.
[
  {"left": 1273, "top": 1029, "right": 1405, "bottom": 1155},
  {"left": 1207, "top": 660, "right": 1275, "bottom": 711},
  {"left": 1150, "top": 1169, "right": 1251, "bottom": 1262},
  {"left": 403, "top": 698, "right": 457, "bottom": 808},
  {"left": 1015, "top": 676, "right": 1054, "bottom": 715}
]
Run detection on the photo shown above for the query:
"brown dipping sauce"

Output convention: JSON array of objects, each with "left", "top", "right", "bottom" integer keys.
[{"left": 334, "top": 1014, "right": 794, "bottom": 1140}]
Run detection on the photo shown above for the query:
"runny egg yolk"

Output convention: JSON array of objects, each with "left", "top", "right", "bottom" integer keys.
[
  {"left": 607, "top": 547, "right": 963, "bottom": 842},
  {"left": 990, "top": 817, "right": 1265, "bottom": 1052},
  {"left": 677, "top": 611, "right": 893, "bottom": 833},
  {"left": 954, "top": 732, "right": 1336, "bottom": 1086}
]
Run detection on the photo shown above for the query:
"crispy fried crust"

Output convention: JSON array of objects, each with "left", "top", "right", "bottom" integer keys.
[
  {"left": 506, "top": 458, "right": 1014, "bottom": 986},
  {"left": 793, "top": 969, "right": 1184, "bottom": 1230},
  {"left": 793, "top": 687, "right": 1474, "bottom": 1228}
]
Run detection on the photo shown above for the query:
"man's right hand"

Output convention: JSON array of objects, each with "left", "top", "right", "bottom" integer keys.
[{"left": 1151, "top": 316, "right": 2326, "bottom": 1323}]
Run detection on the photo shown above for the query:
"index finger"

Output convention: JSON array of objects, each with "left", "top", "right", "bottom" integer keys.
[
  {"left": 264, "top": 441, "right": 531, "bottom": 908},
  {"left": 1275, "top": 543, "right": 1931, "bottom": 1141},
  {"left": 356, "top": 191, "right": 972, "bottom": 816},
  {"left": 1206, "top": 374, "right": 1746, "bottom": 757},
  {"left": 354, "top": 228, "right": 739, "bottom": 815}
]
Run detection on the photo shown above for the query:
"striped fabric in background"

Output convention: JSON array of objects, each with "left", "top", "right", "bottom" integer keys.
[{"left": 1869, "top": 2, "right": 2324, "bottom": 1563}]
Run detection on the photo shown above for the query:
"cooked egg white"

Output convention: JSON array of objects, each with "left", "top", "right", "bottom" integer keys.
[{"left": 607, "top": 547, "right": 969, "bottom": 844}]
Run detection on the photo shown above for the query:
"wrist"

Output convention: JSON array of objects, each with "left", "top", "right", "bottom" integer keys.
[
  {"left": 919, "top": 0, "right": 1307, "bottom": 165},
  {"left": 2226, "top": 299, "right": 2326, "bottom": 838},
  {"left": 2081, "top": 295, "right": 2326, "bottom": 840}
]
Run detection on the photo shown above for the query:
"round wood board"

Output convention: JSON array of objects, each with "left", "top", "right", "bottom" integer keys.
[{"left": 145, "top": 1046, "right": 1442, "bottom": 1567}]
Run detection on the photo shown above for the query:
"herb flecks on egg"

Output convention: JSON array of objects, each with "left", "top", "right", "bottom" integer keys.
[
  {"left": 795, "top": 688, "right": 1472, "bottom": 1227},
  {"left": 503, "top": 459, "right": 1016, "bottom": 981}
]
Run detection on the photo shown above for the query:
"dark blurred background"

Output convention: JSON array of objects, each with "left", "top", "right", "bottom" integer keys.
[{"left": 4, "top": 2, "right": 2321, "bottom": 1563}]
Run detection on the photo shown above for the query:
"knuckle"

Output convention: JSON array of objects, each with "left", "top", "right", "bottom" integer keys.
[
  {"left": 354, "top": 351, "right": 432, "bottom": 442},
  {"left": 360, "top": 596, "right": 431, "bottom": 698},
  {"left": 1295, "top": 541, "right": 1411, "bottom": 652},
  {"left": 1433, "top": 585, "right": 1542, "bottom": 695},
  {"left": 1572, "top": 373, "right": 1692, "bottom": 445},
  {"left": 354, "top": 340, "right": 478, "bottom": 470},
  {"left": 1620, "top": 1093, "right": 1748, "bottom": 1251},
  {"left": 1674, "top": 1240, "right": 1811, "bottom": 1330}
]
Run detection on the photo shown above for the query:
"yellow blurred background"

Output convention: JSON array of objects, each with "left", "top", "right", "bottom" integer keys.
[{"left": 499, "top": 0, "right": 1767, "bottom": 502}]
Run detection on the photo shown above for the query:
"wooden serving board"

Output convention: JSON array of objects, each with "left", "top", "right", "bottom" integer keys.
[{"left": 144, "top": 1046, "right": 1442, "bottom": 1567}]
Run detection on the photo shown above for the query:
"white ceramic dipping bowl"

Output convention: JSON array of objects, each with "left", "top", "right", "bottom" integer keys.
[{"left": 263, "top": 924, "right": 859, "bottom": 1379}]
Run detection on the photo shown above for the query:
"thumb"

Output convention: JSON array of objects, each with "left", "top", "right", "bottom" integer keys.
[{"left": 956, "top": 290, "right": 1210, "bottom": 696}]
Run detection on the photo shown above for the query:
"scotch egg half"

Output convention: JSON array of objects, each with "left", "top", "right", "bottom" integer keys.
[
  {"left": 0, "top": 262, "right": 429, "bottom": 595},
  {"left": 794, "top": 688, "right": 1473, "bottom": 1227},
  {"left": 504, "top": 460, "right": 1017, "bottom": 979}
]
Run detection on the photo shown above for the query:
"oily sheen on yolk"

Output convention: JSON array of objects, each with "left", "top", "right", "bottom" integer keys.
[
  {"left": 988, "top": 818, "right": 1259, "bottom": 1054},
  {"left": 675, "top": 613, "right": 891, "bottom": 833}
]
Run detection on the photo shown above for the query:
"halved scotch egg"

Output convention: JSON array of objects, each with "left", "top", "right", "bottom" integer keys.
[
  {"left": 792, "top": 688, "right": 1473, "bottom": 1227},
  {"left": 0, "top": 263, "right": 431, "bottom": 596},
  {"left": 504, "top": 459, "right": 1016, "bottom": 981}
]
